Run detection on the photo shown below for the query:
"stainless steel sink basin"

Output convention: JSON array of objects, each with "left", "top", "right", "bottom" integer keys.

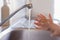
[{"left": 0, "top": 30, "right": 57, "bottom": 40}]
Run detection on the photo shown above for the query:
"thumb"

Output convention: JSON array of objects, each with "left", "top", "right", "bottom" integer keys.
[{"left": 49, "top": 13, "right": 53, "bottom": 23}]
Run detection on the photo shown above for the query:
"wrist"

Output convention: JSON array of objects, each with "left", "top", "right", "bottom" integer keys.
[{"left": 50, "top": 23, "right": 60, "bottom": 33}]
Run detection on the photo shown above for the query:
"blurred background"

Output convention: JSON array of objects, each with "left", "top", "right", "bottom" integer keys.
[{"left": 0, "top": 0, "right": 60, "bottom": 40}]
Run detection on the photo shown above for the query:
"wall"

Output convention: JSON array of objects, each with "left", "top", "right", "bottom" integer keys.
[{"left": 31, "top": 0, "right": 54, "bottom": 18}]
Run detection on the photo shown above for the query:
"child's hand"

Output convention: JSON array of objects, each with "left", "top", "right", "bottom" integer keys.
[
  {"left": 34, "top": 14, "right": 52, "bottom": 30},
  {"left": 34, "top": 13, "right": 60, "bottom": 37}
]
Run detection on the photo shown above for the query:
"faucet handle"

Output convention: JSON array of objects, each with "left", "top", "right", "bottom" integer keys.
[
  {"left": 26, "top": 3, "right": 32, "bottom": 9},
  {"left": 26, "top": 0, "right": 32, "bottom": 9}
]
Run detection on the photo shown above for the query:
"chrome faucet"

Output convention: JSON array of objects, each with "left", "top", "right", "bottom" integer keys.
[{"left": 0, "top": 3, "right": 32, "bottom": 26}]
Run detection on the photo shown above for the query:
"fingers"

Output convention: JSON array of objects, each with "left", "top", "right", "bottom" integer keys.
[
  {"left": 35, "top": 17, "right": 41, "bottom": 22},
  {"left": 40, "top": 14, "right": 47, "bottom": 23},
  {"left": 35, "top": 26, "right": 43, "bottom": 30},
  {"left": 34, "top": 21, "right": 41, "bottom": 26},
  {"left": 40, "top": 14, "right": 46, "bottom": 19},
  {"left": 34, "top": 21, "right": 44, "bottom": 29},
  {"left": 34, "top": 14, "right": 41, "bottom": 22},
  {"left": 34, "top": 13, "right": 48, "bottom": 27},
  {"left": 49, "top": 13, "right": 52, "bottom": 20},
  {"left": 34, "top": 21, "right": 49, "bottom": 30},
  {"left": 35, "top": 13, "right": 52, "bottom": 23},
  {"left": 35, "top": 14, "right": 47, "bottom": 23},
  {"left": 49, "top": 13, "right": 53, "bottom": 23},
  {"left": 34, "top": 21, "right": 40, "bottom": 27},
  {"left": 34, "top": 13, "right": 51, "bottom": 31},
  {"left": 35, "top": 14, "right": 46, "bottom": 20}
]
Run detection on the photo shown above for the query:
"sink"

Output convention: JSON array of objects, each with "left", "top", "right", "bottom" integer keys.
[{"left": 0, "top": 29, "right": 57, "bottom": 40}]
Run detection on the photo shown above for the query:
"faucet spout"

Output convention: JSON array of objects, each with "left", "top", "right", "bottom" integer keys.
[{"left": 0, "top": 3, "right": 32, "bottom": 26}]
